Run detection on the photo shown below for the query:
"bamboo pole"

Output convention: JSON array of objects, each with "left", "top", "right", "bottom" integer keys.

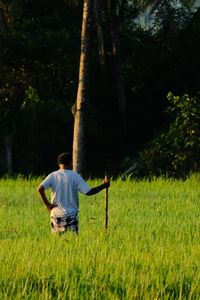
[{"left": 104, "top": 176, "right": 108, "bottom": 230}]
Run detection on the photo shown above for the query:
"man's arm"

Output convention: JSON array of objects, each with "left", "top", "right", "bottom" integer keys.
[
  {"left": 37, "top": 185, "right": 54, "bottom": 213},
  {"left": 86, "top": 179, "right": 110, "bottom": 196}
]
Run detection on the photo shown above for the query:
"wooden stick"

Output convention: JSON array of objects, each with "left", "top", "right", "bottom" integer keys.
[{"left": 104, "top": 176, "right": 108, "bottom": 230}]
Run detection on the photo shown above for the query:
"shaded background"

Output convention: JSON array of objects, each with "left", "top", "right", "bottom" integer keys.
[{"left": 0, "top": 0, "right": 200, "bottom": 177}]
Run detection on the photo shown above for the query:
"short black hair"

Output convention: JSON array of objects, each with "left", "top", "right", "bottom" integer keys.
[{"left": 58, "top": 152, "right": 72, "bottom": 165}]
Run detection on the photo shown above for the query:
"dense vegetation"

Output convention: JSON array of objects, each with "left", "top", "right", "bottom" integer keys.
[{"left": 0, "top": 0, "right": 200, "bottom": 177}]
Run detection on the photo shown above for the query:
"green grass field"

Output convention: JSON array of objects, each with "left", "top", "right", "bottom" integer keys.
[{"left": 0, "top": 175, "right": 200, "bottom": 299}]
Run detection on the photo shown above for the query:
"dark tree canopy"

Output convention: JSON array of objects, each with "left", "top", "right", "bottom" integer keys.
[{"left": 0, "top": 0, "right": 200, "bottom": 177}]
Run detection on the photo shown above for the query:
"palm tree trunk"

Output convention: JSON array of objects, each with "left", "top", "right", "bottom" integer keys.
[{"left": 72, "top": 0, "right": 90, "bottom": 174}]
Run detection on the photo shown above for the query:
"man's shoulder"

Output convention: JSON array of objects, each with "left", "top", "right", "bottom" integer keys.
[
  {"left": 66, "top": 170, "right": 80, "bottom": 178},
  {"left": 53, "top": 169, "right": 78, "bottom": 178},
  {"left": 48, "top": 170, "right": 60, "bottom": 176},
  {"left": 45, "top": 170, "right": 60, "bottom": 179},
  {"left": 52, "top": 169, "right": 84, "bottom": 181},
  {"left": 66, "top": 170, "right": 85, "bottom": 182}
]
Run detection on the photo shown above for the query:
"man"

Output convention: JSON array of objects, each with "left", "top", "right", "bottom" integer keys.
[{"left": 37, "top": 152, "right": 110, "bottom": 234}]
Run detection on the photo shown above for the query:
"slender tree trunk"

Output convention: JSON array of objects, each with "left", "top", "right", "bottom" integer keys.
[
  {"left": 72, "top": 0, "right": 90, "bottom": 174},
  {"left": 107, "top": 0, "right": 127, "bottom": 138},
  {"left": 94, "top": 0, "right": 106, "bottom": 68},
  {"left": 110, "top": 27, "right": 127, "bottom": 131}
]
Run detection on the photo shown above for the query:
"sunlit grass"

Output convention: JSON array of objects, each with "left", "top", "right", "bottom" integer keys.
[{"left": 0, "top": 175, "right": 200, "bottom": 299}]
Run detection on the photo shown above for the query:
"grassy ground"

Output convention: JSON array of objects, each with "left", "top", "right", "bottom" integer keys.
[{"left": 0, "top": 175, "right": 200, "bottom": 299}]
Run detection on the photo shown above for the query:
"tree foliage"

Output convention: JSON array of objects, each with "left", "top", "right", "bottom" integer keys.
[
  {"left": 139, "top": 92, "right": 200, "bottom": 177},
  {"left": 0, "top": 0, "right": 200, "bottom": 176},
  {"left": 0, "top": 0, "right": 82, "bottom": 174}
]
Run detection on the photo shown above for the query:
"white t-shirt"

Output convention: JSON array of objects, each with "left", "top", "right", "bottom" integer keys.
[{"left": 41, "top": 169, "right": 91, "bottom": 216}]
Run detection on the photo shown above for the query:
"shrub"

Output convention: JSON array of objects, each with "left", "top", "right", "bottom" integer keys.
[{"left": 139, "top": 92, "right": 200, "bottom": 177}]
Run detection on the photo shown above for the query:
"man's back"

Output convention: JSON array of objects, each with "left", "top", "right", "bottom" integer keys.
[{"left": 41, "top": 169, "right": 90, "bottom": 215}]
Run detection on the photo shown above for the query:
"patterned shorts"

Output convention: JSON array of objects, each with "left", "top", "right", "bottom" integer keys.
[{"left": 51, "top": 213, "right": 79, "bottom": 234}]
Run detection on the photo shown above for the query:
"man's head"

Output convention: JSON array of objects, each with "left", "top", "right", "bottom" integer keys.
[{"left": 58, "top": 152, "right": 72, "bottom": 168}]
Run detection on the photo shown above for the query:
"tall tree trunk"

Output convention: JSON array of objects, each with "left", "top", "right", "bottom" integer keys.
[
  {"left": 110, "top": 26, "right": 127, "bottom": 135},
  {"left": 72, "top": 0, "right": 90, "bottom": 174},
  {"left": 107, "top": 0, "right": 127, "bottom": 139},
  {"left": 94, "top": 0, "right": 106, "bottom": 68}
]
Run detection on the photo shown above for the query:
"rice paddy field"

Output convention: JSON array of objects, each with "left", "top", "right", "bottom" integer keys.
[{"left": 0, "top": 175, "right": 200, "bottom": 299}]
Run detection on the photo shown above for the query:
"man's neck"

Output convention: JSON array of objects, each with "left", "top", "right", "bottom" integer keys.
[{"left": 59, "top": 164, "right": 71, "bottom": 170}]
